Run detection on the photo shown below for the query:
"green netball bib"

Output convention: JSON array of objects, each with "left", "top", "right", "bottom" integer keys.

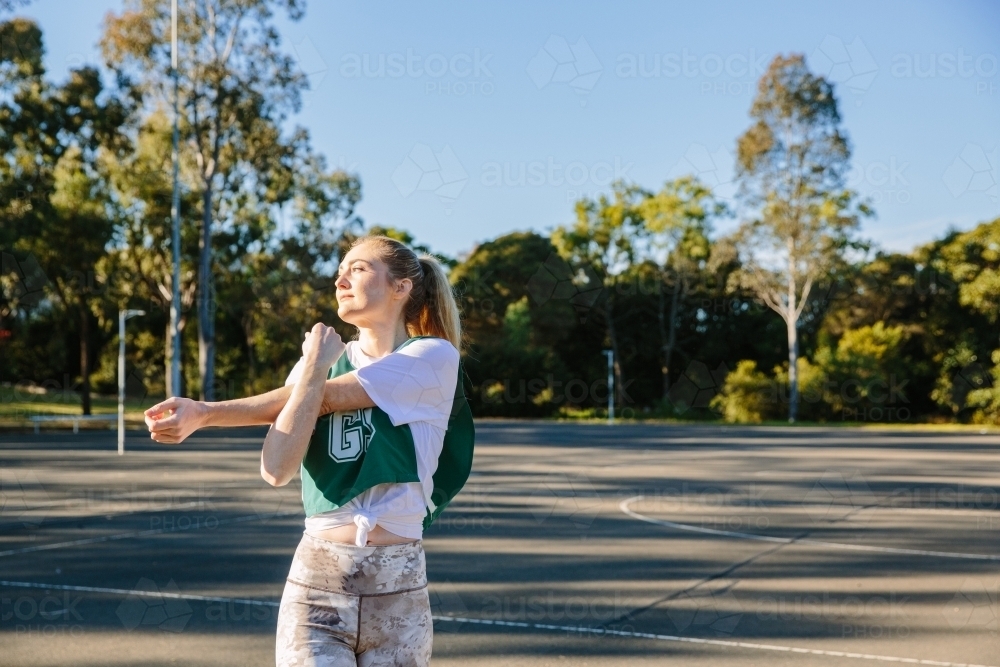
[{"left": 300, "top": 336, "right": 475, "bottom": 529}]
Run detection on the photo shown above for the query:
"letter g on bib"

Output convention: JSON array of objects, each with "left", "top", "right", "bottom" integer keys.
[{"left": 329, "top": 408, "right": 376, "bottom": 462}]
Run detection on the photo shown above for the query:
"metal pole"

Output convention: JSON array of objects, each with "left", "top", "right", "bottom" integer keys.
[
  {"left": 169, "top": 0, "right": 182, "bottom": 398},
  {"left": 118, "top": 311, "right": 125, "bottom": 455},
  {"left": 118, "top": 310, "right": 145, "bottom": 455},
  {"left": 603, "top": 349, "right": 614, "bottom": 425}
]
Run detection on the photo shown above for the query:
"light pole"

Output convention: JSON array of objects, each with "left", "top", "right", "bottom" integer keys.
[
  {"left": 602, "top": 349, "right": 614, "bottom": 425},
  {"left": 119, "top": 309, "right": 145, "bottom": 455},
  {"left": 168, "top": 0, "right": 182, "bottom": 398}
]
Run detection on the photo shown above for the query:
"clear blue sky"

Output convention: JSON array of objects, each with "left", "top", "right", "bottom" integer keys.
[{"left": 20, "top": 0, "right": 1000, "bottom": 259}]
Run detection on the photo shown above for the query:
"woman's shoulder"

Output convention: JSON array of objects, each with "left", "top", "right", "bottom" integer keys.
[{"left": 398, "top": 337, "right": 459, "bottom": 365}]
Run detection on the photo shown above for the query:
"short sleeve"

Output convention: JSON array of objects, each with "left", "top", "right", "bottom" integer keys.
[{"left": 353, "top": 338, "right": 459, "bottom": 430}]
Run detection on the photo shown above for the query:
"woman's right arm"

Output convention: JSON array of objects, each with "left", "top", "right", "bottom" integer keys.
[
  {"left": 144, "top": 388, "right": 291, "bottom": 444},
  {"left": 145, "top": 374, "right": 374, "bottom": 444}
]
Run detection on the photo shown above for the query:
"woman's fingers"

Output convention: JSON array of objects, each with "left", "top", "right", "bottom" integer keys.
[
  {"left": 149, "top": 413, "right": 179, "bottom": 432},
  {"left": 150, "top": 427, "right": 183, "bottom": 443},
  {"left": 145, "top": 397, "right": 179, "bottom": 419}
]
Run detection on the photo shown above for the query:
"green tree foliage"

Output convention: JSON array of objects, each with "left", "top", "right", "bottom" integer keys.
[
  {"left": 710, "top": 360, "right": 773, "bottom": 423},
  {"left": 97, "top": 110, "right": 201, "bottom": 397},
  {"left": 713, "top": 324, "right": 909, "bottom": 424},
  {"left": 967, "top": 350, "right": 1000, "bottom": 425},
  {"left": 811, "top": 322, "right": 910, "bottom": 419},
  {"left": 450, "top": 232, "right": 575, "bottom": 416},
  {"left": 1, "top": 19, "right": 130, "bottom": 413},
  {"left": 553, "top": 182, "right": 645, "bottom": 410},
  {"left": 937, "top": 218, "right": 1000, "bottom": 341},
  {"left": 635, "top": 176, "right": 724, "bottom": 402},
  {"left": 931, "top": 218, "right": 1000, "bottom": 423}
]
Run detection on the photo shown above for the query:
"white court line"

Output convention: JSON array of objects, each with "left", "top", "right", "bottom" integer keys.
[
  {"left": 0, "top": 580, "right": 277, "bottom": 608},
  {"left": 0, "top": 510, "right": 301, "bottom": 558},
  {"left": 620, "top": 495, "right": 1000, "bottom": 561},
  {"left": 3, "top": 480, "right": 287, "bottom": 515},
  {"left": 0, "top": 500, "right": 203, "bottom": 532},
  {"left": 0, "top": 580, "right": 994, "bottom": 667}
]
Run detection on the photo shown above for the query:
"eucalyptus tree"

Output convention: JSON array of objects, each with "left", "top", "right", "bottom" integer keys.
[
  {"left": 729, "top": 54, "right": 870, "bottom": 422},
  {"left": 101, "top": 0, "right": 308, "bottom": 399}
]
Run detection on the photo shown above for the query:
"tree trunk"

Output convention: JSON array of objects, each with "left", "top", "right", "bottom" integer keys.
[
  {"left": 243, "top": 314, "right": 256, "bottom": 388},
  {"left": 786, "top": 266, "right": 799, "bottom": 423},
  {"left": 165, "top": 319, "right": 176, "bottom": 398},
  {"left": 787, "top": 317, "right": 799, "bottom": 423},
  {"left": 79, "top": 305, "right": 91, "bottom": 416},
  {"left": 659, "top": 269, "right": 682, "bottom": 401},
  {"left": 198, "top": 185, "right": 215, "bottom": 401}
]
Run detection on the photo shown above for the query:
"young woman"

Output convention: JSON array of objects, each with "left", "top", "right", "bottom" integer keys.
[{"left": 144, "top": 235, "right": 475, "bottom": 667}]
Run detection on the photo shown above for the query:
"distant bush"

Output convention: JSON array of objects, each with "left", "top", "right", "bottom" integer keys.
[
  {"left": 710, "top": 360, "right": 774, "bottom": 423},
  {"left": 968, "top": 349, "right": 1000, "bottom": 425}
]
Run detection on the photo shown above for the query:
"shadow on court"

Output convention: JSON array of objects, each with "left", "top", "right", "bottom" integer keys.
[{"left": 1, "top": 423, "right": 998, "bottom": 666}]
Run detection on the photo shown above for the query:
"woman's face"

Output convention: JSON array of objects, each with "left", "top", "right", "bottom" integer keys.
[{"left": 335, "top": 243, "right": 410, "bottom": 328}]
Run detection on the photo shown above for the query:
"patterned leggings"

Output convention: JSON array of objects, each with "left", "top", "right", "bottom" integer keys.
[{"left": 276, "top": 534, "right": 433, "bottom": 667}]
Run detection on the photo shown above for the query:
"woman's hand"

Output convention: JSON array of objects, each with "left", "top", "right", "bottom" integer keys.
[
  {"left": 145, "top": 397, "right": 208, "bottom": 444},
  {"left": 301, "top": 322, "right": 345, "bottom": 374}
]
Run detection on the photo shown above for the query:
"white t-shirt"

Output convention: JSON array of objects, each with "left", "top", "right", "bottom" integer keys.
[{"left": 284, "top": 337, "right": 459, "bottom": 545}]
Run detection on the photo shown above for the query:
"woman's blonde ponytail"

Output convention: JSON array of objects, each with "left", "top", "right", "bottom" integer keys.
[{"left": 414, "top": 255, "right": 461, "bottom": 350}]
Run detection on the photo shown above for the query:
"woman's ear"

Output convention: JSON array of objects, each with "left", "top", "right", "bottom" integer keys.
[{"left": 394, "top": 277, "right": 413, "bottom": 299}]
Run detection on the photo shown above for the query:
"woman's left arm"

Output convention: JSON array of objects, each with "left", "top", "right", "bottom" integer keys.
[{"left": 260, "top": 324, "right": 361, "bottom": 486}]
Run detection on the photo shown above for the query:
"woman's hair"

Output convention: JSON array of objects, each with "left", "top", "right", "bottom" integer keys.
[{"left": 350, "top": 235, "right": 462, "bottom": 350}]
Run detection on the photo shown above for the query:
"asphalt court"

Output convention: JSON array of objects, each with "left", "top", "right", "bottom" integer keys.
[{"left": 1, "top": 423, "right": 998, "bottom": 666}]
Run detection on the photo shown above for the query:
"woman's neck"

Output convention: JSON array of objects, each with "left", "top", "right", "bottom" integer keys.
[{"left": 357, "top": 319, "right": 410, "bottom": 358}]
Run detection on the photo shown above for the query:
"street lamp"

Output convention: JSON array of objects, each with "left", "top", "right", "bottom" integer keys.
[
  {"left": 602, "top": 349, "right": 614, "bottom": 425},
  {"left": 119, "top": 309, "right": 145, "bottom": 455}
]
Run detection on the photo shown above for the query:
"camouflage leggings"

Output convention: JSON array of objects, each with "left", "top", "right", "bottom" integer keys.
[{"left": 276, "top": 534, "right": 433, "bottom": 667}]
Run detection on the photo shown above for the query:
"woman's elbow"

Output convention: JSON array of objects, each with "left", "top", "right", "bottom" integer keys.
[{"left": 260, "top": 460, "right": 294, "bottom": 487}]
